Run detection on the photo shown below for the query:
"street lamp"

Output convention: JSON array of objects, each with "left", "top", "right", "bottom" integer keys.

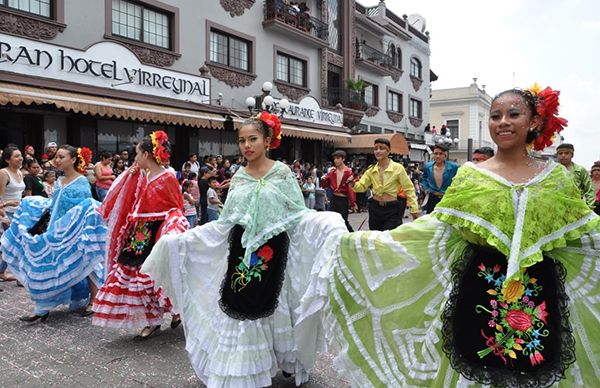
[
  {"left": 245, "top": 81, "right": 290, "bottom": 116},
  {"left": 434, "top": 131, "right": 459, "bottom": 147}
]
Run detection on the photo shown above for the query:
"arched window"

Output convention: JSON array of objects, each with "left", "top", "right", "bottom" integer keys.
[
  {"left": 410, "top": 57, "right": 422, "bottom": 79},
  {"left": 388, "top": 43, "right": 396, "bottom": 67},
  {"left": 397, "top": 47, "right": 402, "bottom": 69}
]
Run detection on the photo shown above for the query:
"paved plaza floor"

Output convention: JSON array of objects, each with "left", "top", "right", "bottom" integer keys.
[{"left": 0, "top": 211, "right": 384, "bottom": 387}]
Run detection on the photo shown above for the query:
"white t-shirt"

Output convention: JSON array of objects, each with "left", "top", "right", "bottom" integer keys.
[
  {"left": 184, "top": 161, "right": 200, "bottom": 174},
  {"left": 207, "top": 187, "right": 220, "bottom": 210}
]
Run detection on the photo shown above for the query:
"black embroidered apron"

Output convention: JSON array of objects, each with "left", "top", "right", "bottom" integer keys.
[
  {"left": 219, "top": 225, "right": 289, "bottom": 321},
  {"left": 441, "top": 245, "right": 575, "bottom": 387},
  {"left": 117, "top": 221, "right": 162, "bottom": 267}
]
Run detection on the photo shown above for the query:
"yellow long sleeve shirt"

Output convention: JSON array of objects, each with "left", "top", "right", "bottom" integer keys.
[{"left": 353, "top": 160, "right": 419, "bottom": 214}]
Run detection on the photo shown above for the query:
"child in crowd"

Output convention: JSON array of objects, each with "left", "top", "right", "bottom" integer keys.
[
  {"left": 302, "top": 175, "right": 316, "bottom": 209},
  {"left": 43, "top": 170, "right": 57, "bottom": 198},
  {"left": 206, "top": 176, "right": 223, "bottom": 222},
  {"left": 178, "top": 162, "right": 192, "bottom": 183},
  {"left": 182, "top": 180, "right": 198, "bottom": 228}
]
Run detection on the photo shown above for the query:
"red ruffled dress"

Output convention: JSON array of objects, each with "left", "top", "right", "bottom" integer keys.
[{"left": 92, "top": 168, "right": 188, "bottom": 329}]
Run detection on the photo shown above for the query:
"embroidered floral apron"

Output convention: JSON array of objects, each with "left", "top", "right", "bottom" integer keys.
[
  {"left": 219, "top": 224, "right": 289, "bottom": 321},
  {"left": 441, "top": 245, "right": 576, "bottom": 387}
]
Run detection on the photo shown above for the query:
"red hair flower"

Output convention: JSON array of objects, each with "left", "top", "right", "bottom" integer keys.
[
  {"left": 76, "top": 147, "right": 93, "bottom": 174},
  {"left": 149, "top": 130, "right": 170, "bottom": 164},
  {"left": 257, "top": 111, "right": 283, "bottom": 150},
  {"left": 527, "top": 85, "right": 568, "bottom": 151}
]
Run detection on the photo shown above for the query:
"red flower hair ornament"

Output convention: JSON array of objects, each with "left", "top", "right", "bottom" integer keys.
[
  {"left": 76, "top": 147, "right": 93, "bottom": 174},
  {"left": 149, "top": 130, "right": 170, "bottom": 164},
  {"left": 527, "top": 84, "right": 568, "bottom": 151},
  {"left": 257, "top": 111, "right": 283, "bottom": 150}
]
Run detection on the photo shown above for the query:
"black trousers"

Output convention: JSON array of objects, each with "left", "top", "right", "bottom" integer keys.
[
  {"left": 199, "top": 203, "right": 208, "bottom": 225},
  {"left": 425, "top": 193, "right": 443, "bottom": 214},
  {"left": 368, "top": 199, "right": 403, "bottom": 231},
  {"left": 330, "top": 195, "right": 353, "bottom": 232}
]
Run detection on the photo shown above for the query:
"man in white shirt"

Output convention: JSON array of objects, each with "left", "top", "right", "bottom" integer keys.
[{"left": 183, "top": 153, "right": 200, "bottom": 174}]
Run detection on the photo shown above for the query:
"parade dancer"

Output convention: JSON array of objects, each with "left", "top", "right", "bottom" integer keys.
[
  {"left": 555, "top": 143, "right": 596, "bottom": 209},
  {"left": 421, "top": 143, "right": 459, "bottom": 213},
  {"left": 1, "top": 145, "right": 106, "bottom": 321},
  {"left": 327, "top": 85, "right": 600, "bottom": 386},
  {"left": 321, "top": 150, "right": 356, "bottom": 231},
  {"left": 92, "top": 131, "right": 187, "bottom": 338},
  {"left": 350, "top": 138, "right": 420, "bottom": 230},
  {"left": 143, "top": 113, "right": 347, "bottom": 387}
]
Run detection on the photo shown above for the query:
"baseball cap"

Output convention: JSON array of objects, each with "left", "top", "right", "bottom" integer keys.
[{"left": 47, "top": 141, "right": 57, "bottom": 148}]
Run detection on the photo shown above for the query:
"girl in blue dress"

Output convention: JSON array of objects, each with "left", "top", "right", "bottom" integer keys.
[{"left": 1, "top": 145, "right": 107, "bottom": 321}]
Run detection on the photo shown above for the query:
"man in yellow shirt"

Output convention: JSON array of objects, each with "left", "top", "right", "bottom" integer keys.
[{"left": 350, "top": 138, "right": 419, "bottom": 230}]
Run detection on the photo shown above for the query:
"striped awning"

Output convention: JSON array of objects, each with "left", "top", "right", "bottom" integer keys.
[{"left": 0, "top": 82, "right": 226, "bottom": 129}]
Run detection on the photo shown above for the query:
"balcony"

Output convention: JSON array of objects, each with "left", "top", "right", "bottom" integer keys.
[
  {"left": 326, "top": 87, "right": 366, "bottom": 129},
  {"left": 326, "top": 87, "right": 368, "bottom": 111},
  {"left": 263, "top": 1, "right": 329, "bottom": 48},
  {"left": 355, "top": 44, "right": 398, "bottom": 77}
]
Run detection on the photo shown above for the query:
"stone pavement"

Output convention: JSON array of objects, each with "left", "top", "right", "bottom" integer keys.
[
  {"left": 0, "top": 281, "right": 349, "bottom": 387},
  {"left": 0, "top": 212, "right": 388, "bottom": 387}
]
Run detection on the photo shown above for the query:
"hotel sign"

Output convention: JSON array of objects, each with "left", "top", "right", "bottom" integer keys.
[{"left": 0, "top": 34, "right": 210, "bottom": 103}]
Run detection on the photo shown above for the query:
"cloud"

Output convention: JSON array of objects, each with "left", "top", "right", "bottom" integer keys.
[{"left": 360, "top": 0, "right": 600, "bottom": 167}]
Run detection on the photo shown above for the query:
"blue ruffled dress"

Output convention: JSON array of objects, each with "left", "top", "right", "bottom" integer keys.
[{"left": 0, "top": 175, "right": 107, "bottom": 314}]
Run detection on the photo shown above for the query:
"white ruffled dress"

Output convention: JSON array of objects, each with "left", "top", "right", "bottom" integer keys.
[{"left": 143, "top": 161, "right": 346, "bottom": 387}]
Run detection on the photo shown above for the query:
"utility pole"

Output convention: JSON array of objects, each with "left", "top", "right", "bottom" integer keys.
[{"left": 467, "top": 138, "right": 473, "bottom": 161}]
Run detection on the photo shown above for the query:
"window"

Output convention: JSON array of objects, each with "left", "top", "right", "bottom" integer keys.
[
  {"left": 328, "top": 0, "right": 341, "bottom": 51},
  {"left": 276, "top": 53, "right": 306, "bottom": 86},
  {"left": 446, "top": 119, "right": 460, "bottom": 140},
  {"left": 111, "top": 0, "right": 171, "bottom": 49},
  {"left": 388, "top": 43, "right": 396, "bottom": 66},
  {"left": 362, "top": 83, "right": 378, "bottom": 106},
  {"left": 410, "top": 57, "right": 422, "bottom": 79},
  {"left": 397, "top": 47, "right": 402, "bottom": 69},
  {"left": 210, "top": 29, "right": 251, "bottom": 72},
  {"left": 1, "top": 0, "right": 51, "bottom": 17},
  {"left": 387, "top": 91, "right": 402, "bottom": 113},
  {"left": 409, "top": 98, "right": 422, "bottom": 118}
]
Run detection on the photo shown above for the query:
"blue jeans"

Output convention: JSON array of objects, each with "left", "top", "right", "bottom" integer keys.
[
  {"left": 207, "top": 208, "right": 219, "bottom": 222},
  {"left": 186, "top": 215, "right": 197, "bottom": 228},
  {"left": 95, "top": 186, "right": 109, "bottom": 201}
]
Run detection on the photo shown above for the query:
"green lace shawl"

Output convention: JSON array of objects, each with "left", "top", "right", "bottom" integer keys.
[
  {"left": 433, "top": 161, "right": 600, "bottom": 288},
  {"left": 218, "top": 161, "right": 311, "bottom": 266}
]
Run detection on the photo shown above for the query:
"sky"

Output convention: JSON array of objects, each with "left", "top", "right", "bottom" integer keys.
[{"left": 361, "top": 0, "right": 600, "bottom": 168}]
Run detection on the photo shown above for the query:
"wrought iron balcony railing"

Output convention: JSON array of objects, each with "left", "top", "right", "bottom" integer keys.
[
  {"left": 264, "top": 1, "right": 328, "bottom": 42},
  {"left": 326, "top": 87, "right": 368, "bottom": 111},
  {"left": 356, "top": 44, "right": 394, "bottom": 67}
]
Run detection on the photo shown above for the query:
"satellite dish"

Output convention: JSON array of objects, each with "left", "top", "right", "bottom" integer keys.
[{"left": 408, "top": 14, "right": 426, "bottom": 33}]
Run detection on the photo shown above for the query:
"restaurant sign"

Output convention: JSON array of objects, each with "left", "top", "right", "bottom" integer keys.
[{"left": 280, "top": 96, "right": 343, "bottom": 127}]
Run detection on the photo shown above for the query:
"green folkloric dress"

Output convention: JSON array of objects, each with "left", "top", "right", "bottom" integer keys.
[{"left": 329, "top": 161, "right": 600, "bottom": 387}]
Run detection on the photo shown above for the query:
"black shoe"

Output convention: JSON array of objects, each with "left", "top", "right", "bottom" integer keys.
[
  {"left": 170, "top": 317, "right": 182, "bottom": 329},
  {"left": 282, "top": 371, "right": 293, "bottom": 378},
  {"left": 80, "top": 304, "right": 94, "bottom": 317},
  {"left": 135, "top": 325, "right": 160, "bottom": 340},
  {"left": 19, "top": 313, "right": 49, "bottom": 323}
]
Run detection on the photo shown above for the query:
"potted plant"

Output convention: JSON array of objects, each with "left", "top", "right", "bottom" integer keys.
[{"left": 345, "top": 78, "right": 367, "bottom": 110}]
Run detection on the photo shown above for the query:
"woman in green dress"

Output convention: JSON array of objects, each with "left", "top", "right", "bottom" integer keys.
[
  {"left": 327, "top": 86, "right": 600, "bottom": 386},
  {"left": 142, "top": 112, "right": 347, "bottom": 387}
]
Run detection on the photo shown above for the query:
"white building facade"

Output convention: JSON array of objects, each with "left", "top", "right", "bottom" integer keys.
[{"left": 429, "top": 80, "right": 495, "bottom": 163}]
